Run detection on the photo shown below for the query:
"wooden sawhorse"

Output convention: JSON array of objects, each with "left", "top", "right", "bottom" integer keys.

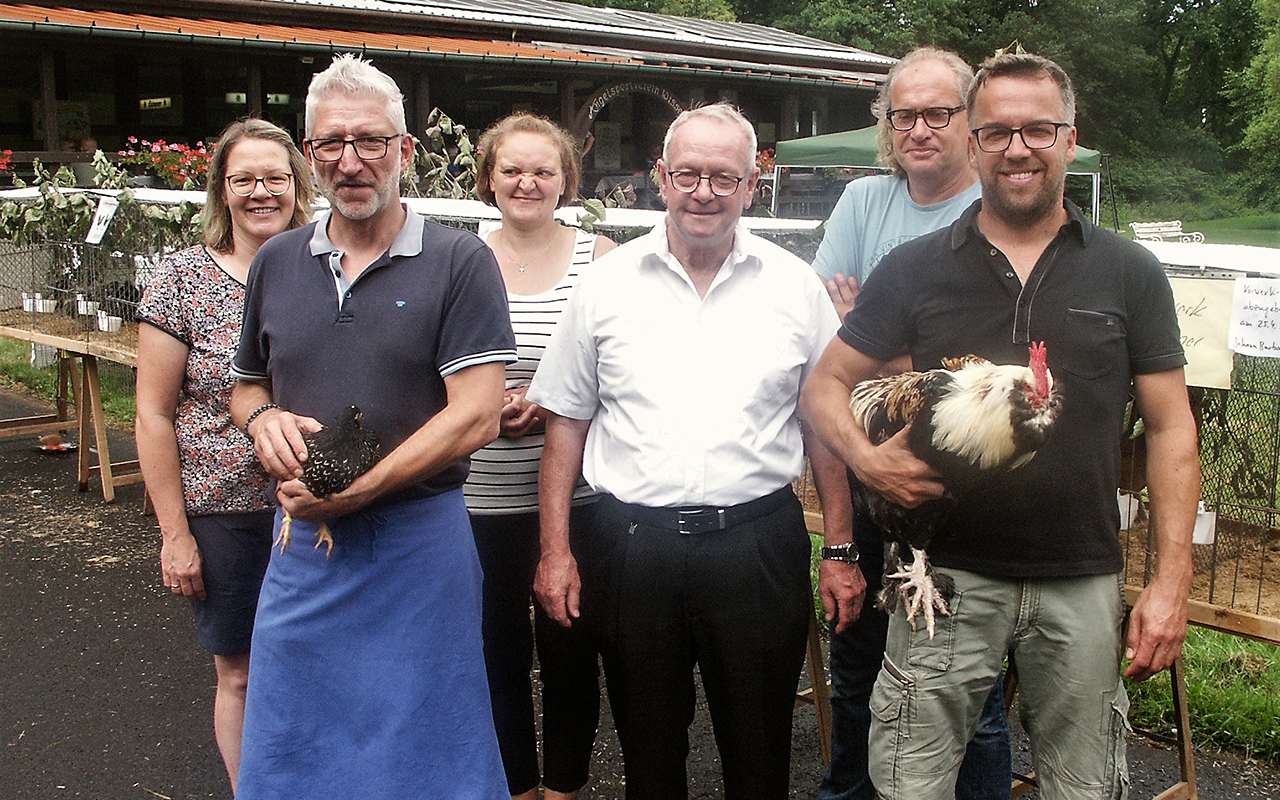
[
  {"left": 69, "top": 352, "right": 144, "bottom": 502},
  {"left": 0, "top": 340, "right": 142, "bottom": 502}
]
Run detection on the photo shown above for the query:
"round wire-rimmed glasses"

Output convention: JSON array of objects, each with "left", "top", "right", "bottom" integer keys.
[{"left": 226, "top": 173, "right": 294, "bottom": 197}]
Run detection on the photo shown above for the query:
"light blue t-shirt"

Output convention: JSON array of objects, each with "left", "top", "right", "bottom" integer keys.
[{"left": 810, "top": 174, "right": 982, "bottom": 283}]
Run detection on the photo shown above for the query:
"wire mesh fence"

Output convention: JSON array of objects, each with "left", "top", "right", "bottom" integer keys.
[
  {"left": 0, "top": 239, "right": 150, "bottom": 364},
  {"left": 1121, "top": 356, "right": 1280, "bottom": 621}
]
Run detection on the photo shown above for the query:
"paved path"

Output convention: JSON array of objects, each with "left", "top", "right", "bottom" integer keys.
[{"left": 0, "top": 387, "right": 1275, "bottom": 799}]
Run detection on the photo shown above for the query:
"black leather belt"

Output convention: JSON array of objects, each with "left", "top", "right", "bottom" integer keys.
[{"left": 608, "top": 486, "right": 793, "bottom": 534}]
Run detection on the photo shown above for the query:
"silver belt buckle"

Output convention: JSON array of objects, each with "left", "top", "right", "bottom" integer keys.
[{"left": 675, "top": 508, "right": 726, "bottom": 534}]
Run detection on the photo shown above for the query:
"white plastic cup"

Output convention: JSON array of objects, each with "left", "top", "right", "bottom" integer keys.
[
  {"left": 1117, "top": 489, "right": 1140, "bottom": 531},
  {"left": 1192, "top": 501, "right": 1216, "bottom": 545}
]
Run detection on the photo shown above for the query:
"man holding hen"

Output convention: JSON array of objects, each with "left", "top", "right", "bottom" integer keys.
[
  {"left": 802, "top": 53, "right": 1200, "bottom": 800},
  {"left": 529, "top": 103, "right": 862, "bottom": 799},
  {"left": 809, "top": 47, "right": 1013, "bottom": 800},
  {"left": 229, "top": 54, "right": 514, "bottom": 798}
]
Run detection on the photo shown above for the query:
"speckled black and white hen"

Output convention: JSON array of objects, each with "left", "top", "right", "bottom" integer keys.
[{"left": 275, "top": 405, "right": 381, "bottom": 557}]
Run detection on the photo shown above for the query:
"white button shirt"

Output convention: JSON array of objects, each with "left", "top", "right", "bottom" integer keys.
[{"left": 527, "top": 221, "right": 840, "bottom": 507}]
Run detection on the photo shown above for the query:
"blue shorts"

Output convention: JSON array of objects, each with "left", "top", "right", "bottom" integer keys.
[{"left": 187, "top": 510, "right": 275, "bottom": 656}]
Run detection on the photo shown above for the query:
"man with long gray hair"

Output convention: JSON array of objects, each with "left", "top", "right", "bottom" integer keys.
[
  {"left": 809, "top": 47, "right": 1013, "bottom": 800},
  {"left": 803, "top": 52, "right": 1198, "bottom": 800}
]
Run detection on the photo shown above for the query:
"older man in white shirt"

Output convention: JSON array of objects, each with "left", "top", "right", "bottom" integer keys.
[{"left": 529, "top": 103, "right": 863, "bottom": 800}]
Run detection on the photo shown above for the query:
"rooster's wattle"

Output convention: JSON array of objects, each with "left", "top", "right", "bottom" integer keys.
[{"left": 848, "top": 342, "right": 1061, "bottom": 637}]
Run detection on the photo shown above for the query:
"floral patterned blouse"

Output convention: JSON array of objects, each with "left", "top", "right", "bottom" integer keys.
[{"left": 136, "top": 245, "right": 273, "bottom": 515}]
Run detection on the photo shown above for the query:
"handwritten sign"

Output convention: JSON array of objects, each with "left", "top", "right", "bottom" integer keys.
[
  {"left": 1169, "top": 277, "right": 1234, "bottom": 389},
  {"left": 1229, "top": 278, "right": 1280, "bottom": 359}
]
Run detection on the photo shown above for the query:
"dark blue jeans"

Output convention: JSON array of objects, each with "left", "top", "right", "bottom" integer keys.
[{"left": 817, "top": 514, "right": 1012, "bottom": 800}]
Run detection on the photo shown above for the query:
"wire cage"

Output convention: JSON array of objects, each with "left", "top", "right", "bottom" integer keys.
[
  {"left": 0, "top": 239, "right": 154, "bottom": 365},
  {"left": 1120, "top": 357, "right": 1280, "bottom": 622}
]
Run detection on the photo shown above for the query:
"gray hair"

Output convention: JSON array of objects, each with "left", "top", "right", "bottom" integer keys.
[
  {"left": 662, "top": 102, "right": 758, "bottom": 173},
  {"left": 304, "top": 53, "right": 407, "bottom": 137},
  {"left": 967, "top": 52, "right": 1077, "bottom": 126},
  {"left": 872, "top": 48, "right": 974, "bottom": 178}
]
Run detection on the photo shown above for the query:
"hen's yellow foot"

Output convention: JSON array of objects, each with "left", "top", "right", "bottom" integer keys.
[
  {"left": 312, "top": 522, "right": 334, "bottom": 559},
  {"left": 275, "top": 513, "right": 295, "bottom": 554}
]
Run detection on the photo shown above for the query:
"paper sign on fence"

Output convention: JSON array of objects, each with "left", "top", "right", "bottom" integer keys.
[
  {"left": 84, "top": 196, "right": 119, "bottom": 244},
  {"left": 1229, "top": 278, "right": 1280, "bottom": 358},
  {"left": 1169, "top": 276, "right": 1234, "bottom": 389}
]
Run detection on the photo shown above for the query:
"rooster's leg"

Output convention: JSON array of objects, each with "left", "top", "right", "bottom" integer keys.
[
  {"left": 884, "top": 547, "right": 952, "bottom": 639},
  {"left": 312, "top": 522, "right": 334, "bottom": 559},
  {"left": 876, "top": 541, "right": 907, "bottom": 614},
  {"left": 274, "top": 513, "right": 294, "bottom": 554}
]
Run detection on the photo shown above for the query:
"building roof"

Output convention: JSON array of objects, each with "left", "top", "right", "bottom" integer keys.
[{"left": 1, "top": 1, "right": 891, "bottom": 88}]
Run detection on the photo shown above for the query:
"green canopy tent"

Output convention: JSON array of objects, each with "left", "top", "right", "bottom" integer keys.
[{"left": 771, "top": 125, "right": 1103, "bottom": 220}]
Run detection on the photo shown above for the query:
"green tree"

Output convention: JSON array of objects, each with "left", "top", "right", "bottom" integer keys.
[
  {"left": 773, "top": 0, "right": 916, "bottom": 53},
  {"left": 1143, "top": 0, "right": 1259, "bottom": 148},
  {"left": 1234, "top": 0, "right": 1280, "bottom": 203},
  {"left": 662, "top": 0, "right": 737, "bottom": 21}
]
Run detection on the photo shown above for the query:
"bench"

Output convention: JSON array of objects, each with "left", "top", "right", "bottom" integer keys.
[{"left": 1130, "top": 220, "right": 1205, "bottom": 243}]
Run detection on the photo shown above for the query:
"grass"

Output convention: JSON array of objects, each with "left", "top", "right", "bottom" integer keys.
[
  {"left": 0, "top": 337, "right": 135, "bottom": 425},
  {"left": 1128, "top": 626, "right": 1280, "bottom": 763},
  {"left": 1191, "top": 214, "right": 1280, "bottom": 249},
  {"left": 1116, "top": 211, "right": 1280, "bottom": 249},
  {"left": 0, "top": 338, "right": 59, "bottom": 400}
]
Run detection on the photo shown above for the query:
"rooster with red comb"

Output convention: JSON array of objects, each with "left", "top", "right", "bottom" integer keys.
[{"left": 847, "top": 342, "right": 1060, "bottom": 638}]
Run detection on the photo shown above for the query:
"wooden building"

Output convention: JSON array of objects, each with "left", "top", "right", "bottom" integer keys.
[{"left": 0, "top": 0, "right": 891, "bottom": 188}]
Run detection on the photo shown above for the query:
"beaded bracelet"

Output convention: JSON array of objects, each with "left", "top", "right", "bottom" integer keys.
[{"left": 244, "top": 403, "right": 280, "bottom": 437}]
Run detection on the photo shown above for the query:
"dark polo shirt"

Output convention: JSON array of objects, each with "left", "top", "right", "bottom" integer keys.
[
  {"left": 840, "top": 200, "right": 1186, "bottom": 578},
  {"left": 233, "top": 206, "right": 516, "bottom": 505}
]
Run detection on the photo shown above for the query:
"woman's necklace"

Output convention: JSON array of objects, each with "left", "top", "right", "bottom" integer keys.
[{"left": 499, "top": 230, "right": 557, "bottom": 273}]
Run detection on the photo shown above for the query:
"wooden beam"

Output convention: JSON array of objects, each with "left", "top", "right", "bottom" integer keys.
[
  {"left": 41, "top": 52, "right": 59, "bottom": 151},
  {"left": 248, "top": 64, "right": 263, "bottom": 117},
  {"left": 1125, "top": 585, "right": 1280, "bottom": 646},
  {"left": 413, "top": 73, "right": 431, "bottom": 140},
  {"left": 559, "top": 79, "right": 574, "bottom": 130}
]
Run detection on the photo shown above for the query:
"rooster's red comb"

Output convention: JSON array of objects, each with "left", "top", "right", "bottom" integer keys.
[{"left": 1028, "top": 342, "right": 1050, "bottom": 399}]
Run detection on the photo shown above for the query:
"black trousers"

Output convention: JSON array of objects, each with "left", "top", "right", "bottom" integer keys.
[
  {"left": 583, "top": 490, "right": 812, "bottom": 800},
  {"left": 470, "top": 504, "right": 601, "bottom": 795}
]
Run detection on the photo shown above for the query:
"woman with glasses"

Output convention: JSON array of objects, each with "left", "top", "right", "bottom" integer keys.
[
  {"left": 135, "top": 118, "right": 315, "bottom": 791},
  {"left": 467, "top": 113, "right": 615, "bottom": 800}
]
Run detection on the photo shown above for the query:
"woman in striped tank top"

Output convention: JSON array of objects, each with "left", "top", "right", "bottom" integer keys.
[{"left": 467, "top": 114, "right": 617, "bottom": 800}]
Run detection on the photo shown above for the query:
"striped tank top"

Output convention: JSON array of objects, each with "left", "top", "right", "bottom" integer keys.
[{"left": 464, "top": 227, "right": 598, "bottom": 515}]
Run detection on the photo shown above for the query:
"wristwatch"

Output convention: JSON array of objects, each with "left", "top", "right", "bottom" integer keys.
[{"left": 821, "top": 542, "right": 860, "bottom": 563}]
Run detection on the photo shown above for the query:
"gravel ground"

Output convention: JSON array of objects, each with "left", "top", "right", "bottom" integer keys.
[{"left": 0, "top": 386, "right": 1276, "bottom": 799}]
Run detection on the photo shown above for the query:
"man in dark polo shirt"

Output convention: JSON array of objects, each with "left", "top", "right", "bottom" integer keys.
[
  {"left": 228, "top": 54, "right": 514, "bottom": 799},
  {"left": 802, "top": 53, "right": 1200, "bottom": 800}
]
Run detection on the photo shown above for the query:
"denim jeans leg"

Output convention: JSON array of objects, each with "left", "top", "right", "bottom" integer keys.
[
  {"left": 954, "top": 679, "right": 1012, "bottom": 800},
  {"left": 817, "top": 527, "right": 887, "bottom": 800}
]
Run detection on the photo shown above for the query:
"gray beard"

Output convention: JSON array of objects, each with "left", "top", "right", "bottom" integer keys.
[{"left": 320, "top": 179, "right": 397, "bottom": 221}]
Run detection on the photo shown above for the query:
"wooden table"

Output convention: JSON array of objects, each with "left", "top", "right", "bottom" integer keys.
[{"left": 0, "top": 316, "right": 142, "bottom": 502}]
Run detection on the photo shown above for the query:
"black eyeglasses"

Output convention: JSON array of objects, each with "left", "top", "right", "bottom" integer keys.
[
  {"left": 306, "top": 134, "right": 402, "bottom": 162},
  {"left": 667, "top": 170, "right": 744, "bottom": 197},
  {"left": 972, "top": 123, "right": 1071, "bottom": 153},
  {"left": 886, "top": 106, "right": 965, "bottom": 131},
  {"left": 226, "top": 173, "right": 293, "bottom": 197}
]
